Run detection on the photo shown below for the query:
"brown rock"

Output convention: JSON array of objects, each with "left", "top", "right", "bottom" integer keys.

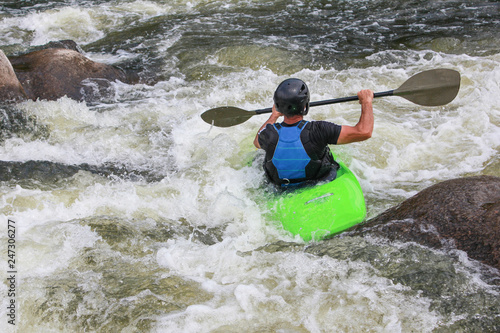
[
  {"left": 0, "top": 50, "right": 27, "bottom": 102},
  {"left": 349, "top": 176, "right": 500, "bottom": 270},
  {"left": 8, "top": 48, "right": 131, "bottom": 101}
]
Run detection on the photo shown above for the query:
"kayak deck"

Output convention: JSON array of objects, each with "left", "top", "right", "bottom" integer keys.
[{"left": 267, "top": 156, "right": 366, "bottom": 241}]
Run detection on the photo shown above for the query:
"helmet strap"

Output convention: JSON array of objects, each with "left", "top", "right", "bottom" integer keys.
[{"left": 301, "top": 104, "right": 310, "bottom": 116}]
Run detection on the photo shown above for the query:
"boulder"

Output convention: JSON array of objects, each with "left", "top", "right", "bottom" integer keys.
[
  {"left": 8, "top": 48, "right": 133, "bottom": 102},
  {"left": 0, "top": 50, "right": 27, "bottom": 102},
  {"left": 348, "top": 176, "right": 500, "bottom": 270}
]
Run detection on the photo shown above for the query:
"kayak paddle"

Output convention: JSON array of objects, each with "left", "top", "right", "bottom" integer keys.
[{"left": 201, "top": 68, "right": 460, "bottom": 127}]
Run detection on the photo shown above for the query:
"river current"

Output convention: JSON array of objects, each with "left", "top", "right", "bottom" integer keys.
[{"left": 0, "top": 0, "right": 499, "bottom": 332}]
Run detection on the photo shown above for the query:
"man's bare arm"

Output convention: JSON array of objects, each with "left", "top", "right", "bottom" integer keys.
[{"left": 337, "top": 89, "right": 374, "bottom": 144}]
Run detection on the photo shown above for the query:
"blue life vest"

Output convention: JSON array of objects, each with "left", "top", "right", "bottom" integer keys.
[{"left": 272, "top": 121, "right": 311, "bottom": 182}]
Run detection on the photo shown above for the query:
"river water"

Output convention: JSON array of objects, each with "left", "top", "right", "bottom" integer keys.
[{"left": 0, "top": 0, "right": 499, "bottom": 332}]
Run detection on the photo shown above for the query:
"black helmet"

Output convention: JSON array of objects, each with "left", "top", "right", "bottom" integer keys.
[{"left": 273, "top": 78, "right": 310, "bottom": 116}]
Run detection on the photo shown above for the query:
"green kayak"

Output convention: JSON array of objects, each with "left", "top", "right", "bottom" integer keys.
[{"left": 267, "top": 154, "right": 366, "bottom": 241}]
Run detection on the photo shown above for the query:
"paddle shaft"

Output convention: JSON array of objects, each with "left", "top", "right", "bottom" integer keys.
[{"left": 252, "top": 90, "right": 394, "bottom": 115}]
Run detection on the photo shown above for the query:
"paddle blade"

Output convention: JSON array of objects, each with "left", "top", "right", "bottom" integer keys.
[
  {"left": 394, "top": 69, "right": 460, "bottom": 106},
  {"left": 201, "top": 106, "right": 256, "bottom": 127}
]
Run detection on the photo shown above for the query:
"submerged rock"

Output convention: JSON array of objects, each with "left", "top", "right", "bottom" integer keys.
[
  {"left": 0, "top": 160, "right": 165, "bottom": 184},
  {"left": 0, "top": 104, "right": 48, "bottom": 142},
  {"left": 348, "top": 176, "right": 500, "bottom": 271}
]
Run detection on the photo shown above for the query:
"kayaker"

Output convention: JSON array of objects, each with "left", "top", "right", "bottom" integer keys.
[{"left": 254, "top": 78, "right": 374, "bottom": 187}]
